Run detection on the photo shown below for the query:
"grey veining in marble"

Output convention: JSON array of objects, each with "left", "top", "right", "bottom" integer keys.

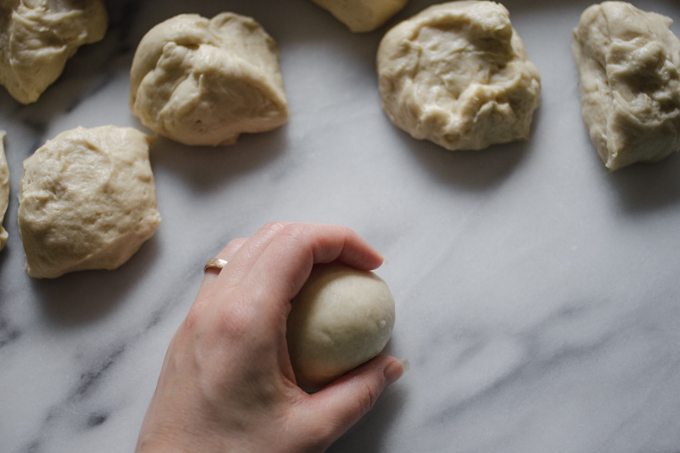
[{"left": 2, "top": 0, "right": 680, "bottom": 452}]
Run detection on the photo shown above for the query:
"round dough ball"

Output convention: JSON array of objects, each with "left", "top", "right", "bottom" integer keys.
[
  {"left": 129, "top": 13, "right": 289, "bottom": 147},
  {"left": 287, "top": 264, "right": 395, "bottom": 390},
  {"left": 0, "top": 0, "right": 108, "bottom": 104},
  {"left": 377, "top": 1, "right": 541, "bottom": 151},
  {"left": 18, "top": 126, "right": 161, "bottom": 279}
]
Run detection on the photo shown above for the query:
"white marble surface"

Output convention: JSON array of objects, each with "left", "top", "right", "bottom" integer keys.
[{"left": 2, "top": 0, "right": 680, "bottom": 451}]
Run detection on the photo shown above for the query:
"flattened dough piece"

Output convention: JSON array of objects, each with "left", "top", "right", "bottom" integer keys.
[
  {"left": 0, "top": 131, "right": 8, "bottom": 251},
  {"left": 0, "top": 0, "right": 108, "bottom": 104},
  {"left": 377, "top": 1, "right": 541, "bottom": 151},
  {"left": 310, "top": 0, "right": 408, "bottom": 33},
  {"left": 287, "top": 264, "right": 395, "bottom": 390},
  {"left": 130, "top": 13, "right": 288, "bottom": 147},
  {"left": 573, "top": 2, "right": 680, "bottom": 171},
  {"left": 18, "top": 126, "right": 161, "bottom": 278}
]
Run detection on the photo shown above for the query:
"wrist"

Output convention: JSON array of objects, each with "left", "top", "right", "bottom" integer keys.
[
  {"left": 136, "top": 428, "right": 226, "bottom": 453},
  {"left": 136, "top": 426, "right": 274, "bottom": 453}
]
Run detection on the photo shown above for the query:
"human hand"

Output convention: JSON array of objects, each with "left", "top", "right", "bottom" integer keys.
[{"left": 135, "top": 223, "right": 405, "bottom": 453}]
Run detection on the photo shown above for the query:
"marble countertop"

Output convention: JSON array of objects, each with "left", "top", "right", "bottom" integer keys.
[{"left": 2, "top": 0, "right": 680, "bottom": 451}]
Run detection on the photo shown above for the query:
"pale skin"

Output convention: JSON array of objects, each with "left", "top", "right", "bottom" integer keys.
[{"left": 136, "top": 223, "right": 405, "bottom": 453}]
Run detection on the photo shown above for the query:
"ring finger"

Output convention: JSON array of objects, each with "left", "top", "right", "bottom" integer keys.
[{"left": 196, "top": 237, "right": 248, "bottom": 297}]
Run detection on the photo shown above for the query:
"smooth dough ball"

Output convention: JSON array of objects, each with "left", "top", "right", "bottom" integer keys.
[
  {"left": 377, "top": 1, "right": 541, "bottom": 151},
  {"left": 0, "top": 131, "right": 8, "bottom": 251},
  {"left": 573, "top": 2, "right": 680, "bottom": 171},
  {"left": 0, "top": 0, "right": 108, "bottom": 104},
  {"left": 130, "top": 13, "right": 289, "bottom": 147},
  {"left": 310, "top": 0, "right": 409, "bottom": 33},
  {"left": 18, "top": 126, "right": 161, "bottom": 279},
  {"left": 287, "top": 264, "right": 395, "bottom": 390}
]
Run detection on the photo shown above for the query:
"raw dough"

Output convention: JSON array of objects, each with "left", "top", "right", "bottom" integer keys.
[
  {"left": 0, "top": 131, "right": 8, "bottom": 251},
  {"left": 310, "top": 0, "right": 408, "bottom": 33},
  {"left": 130, "top": 13, "right": 289, "bottom": 147},
  {"left": 573, "top": 2, "right": 680, "bottom": 171},
  {"left": 18, "top": 126, "right": 161, "bottom": 278},
  {"left": 377, "top": 1, "right": 541, "bottom": 151},
  {"left": 0, "top": 0, "right": 108, "bottom": 104},
  {"left": 287, "top": 264, "right": 395, "bottom": 390}
]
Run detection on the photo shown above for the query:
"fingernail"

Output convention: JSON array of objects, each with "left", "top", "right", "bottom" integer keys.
[
  {"left": 381, "top": 257, "right": 389, "bottom": 266},
  {"left": 399, "top": 359, "right": 410, "bottom": 373},
  {"left": 384, "top": 358, "right": 409, "bottom": 385}
]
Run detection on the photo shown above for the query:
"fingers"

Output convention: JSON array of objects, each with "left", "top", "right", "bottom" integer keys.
[
  {"left": 197, "top": 222, "right": 290, "bottom": 301},
  {"left": 212, "top": 222, "right": 290, "bottom": 290},
  {"left": 237, "top": 224, "right": 384, "bottom": 310},
  {"left": 298, "top": 356, "right": 404, "bottom": 448}
]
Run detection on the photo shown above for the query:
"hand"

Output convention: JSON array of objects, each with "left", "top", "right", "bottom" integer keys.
[{"left": 136, "top": 223, "right": 405, "bottom": 453}]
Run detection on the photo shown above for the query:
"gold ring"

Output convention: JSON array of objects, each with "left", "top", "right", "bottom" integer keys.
[{"left": 204, "top": 258, "right": 228, "bottom": 273}]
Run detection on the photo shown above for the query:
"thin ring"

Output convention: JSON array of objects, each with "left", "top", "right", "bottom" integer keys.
[{"left": 204, "top": 258, "right": 228, "bottom": 273}]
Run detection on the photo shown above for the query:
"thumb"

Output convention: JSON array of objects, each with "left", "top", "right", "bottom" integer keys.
[{"left": 302, "top": 356, "right": 406, "bottom": 447}]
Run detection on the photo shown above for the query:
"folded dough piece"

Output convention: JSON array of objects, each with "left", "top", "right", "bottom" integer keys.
[
  {"left": 18, "top": 126, "right": 161, "bottom": 278},
  {"left": 130, "top": 13, "right": 288, "bottom": 147},
  {"left": 0, "top": 131, "right": 8, "bottom": 251},
  {"left": 0, "top": 0, "right": 108, "bottom": 104},
  {"left": 573, "top": 2, "right": 680, "bottom": 170},
  {"left": 310, "top": 0, "right": 409, "bottom": 32},
  {"left": 377, "top": 1, "right": 541, "bottom": 151}
]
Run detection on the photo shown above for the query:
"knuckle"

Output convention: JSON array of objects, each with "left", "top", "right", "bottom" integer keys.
[
  {"left": 215, "top": 289, "right": 262, "bottom": 340},
  {"left": 261, "top": 221, "right": 288, "bottom": 236},
  {"left": 357, "top": 378, "right": 382, "bottom": 416},
  {"left": 278, "top": 223, "right": 323, "bottom": 254},
  {"left": 186, "top": 291, "right": 253, "bottom": 340},
  {"left": 280, "top": 223, "right": 306, "bottom": 241},
  {"left": 217, "top": 309, "right": 250, "bottom": 340},
  {"left": 180, "top": 303, "right": 205, "bottom": 335}
]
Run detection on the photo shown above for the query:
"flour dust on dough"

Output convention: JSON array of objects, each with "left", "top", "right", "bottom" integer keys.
[
  {"left": 377, "top": 1, "right": 541, "bottom": 151},
  {"left": 0, "top": 0, "right": 107, "bottom": 104},
  {"left": 573, "top": 1, "right": 680, "bottom": 171},
  {"left": 18, "top": 126, "right": 161, "bottom": 279},
  {"left": 130, "top": 12, "right": 289, "bottom": 147}
]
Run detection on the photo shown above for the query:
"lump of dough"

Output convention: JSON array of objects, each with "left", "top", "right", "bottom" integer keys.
[
  {"left": 0, "top": 131, "right": 8, "bottom": 251},
  {"left": 0, "top": 0, "right": 108, "bottom": 104},
  {"left": 377, "top": 1, "right": 541, "bottom": 151},
  {"left": 573, "top": 2, "right": 680, "bottom": 171},
  {"left": 130, "top": 13, "right": 289, "bottom": 147},
  {"left": 287, "top": 264, "right": 395, "bottom": 390},
  {"left": 18, "top": 126, "right": 161, "bottom": 279},
  {"left": 310, "top": 0, "right": 409, "bottom": 33}
]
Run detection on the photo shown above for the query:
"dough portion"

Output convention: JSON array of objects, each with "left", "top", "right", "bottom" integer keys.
[
  {"left": 0, "top": 0, "right": 108, "bottom": 104},
  {"left": 18, "top": 126, "right": 161, "bottom": 278},
  {"left": 0, "top": 131, "right": 8, "bottom": 251},
  {"left": 310, "top": 0, "right": 408, "bottom": 33},
  {"left": 377, "top": 1, "right": 541, "bottom": 151},
  {"left": 573, "top": 2, "right": 680, "bottom": 171},
  {"left": 130, "top": 13, "right": 289, "bottom": 147},
  {"left": 287, "top": 264, "right": 395, "bottom": 390}
]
